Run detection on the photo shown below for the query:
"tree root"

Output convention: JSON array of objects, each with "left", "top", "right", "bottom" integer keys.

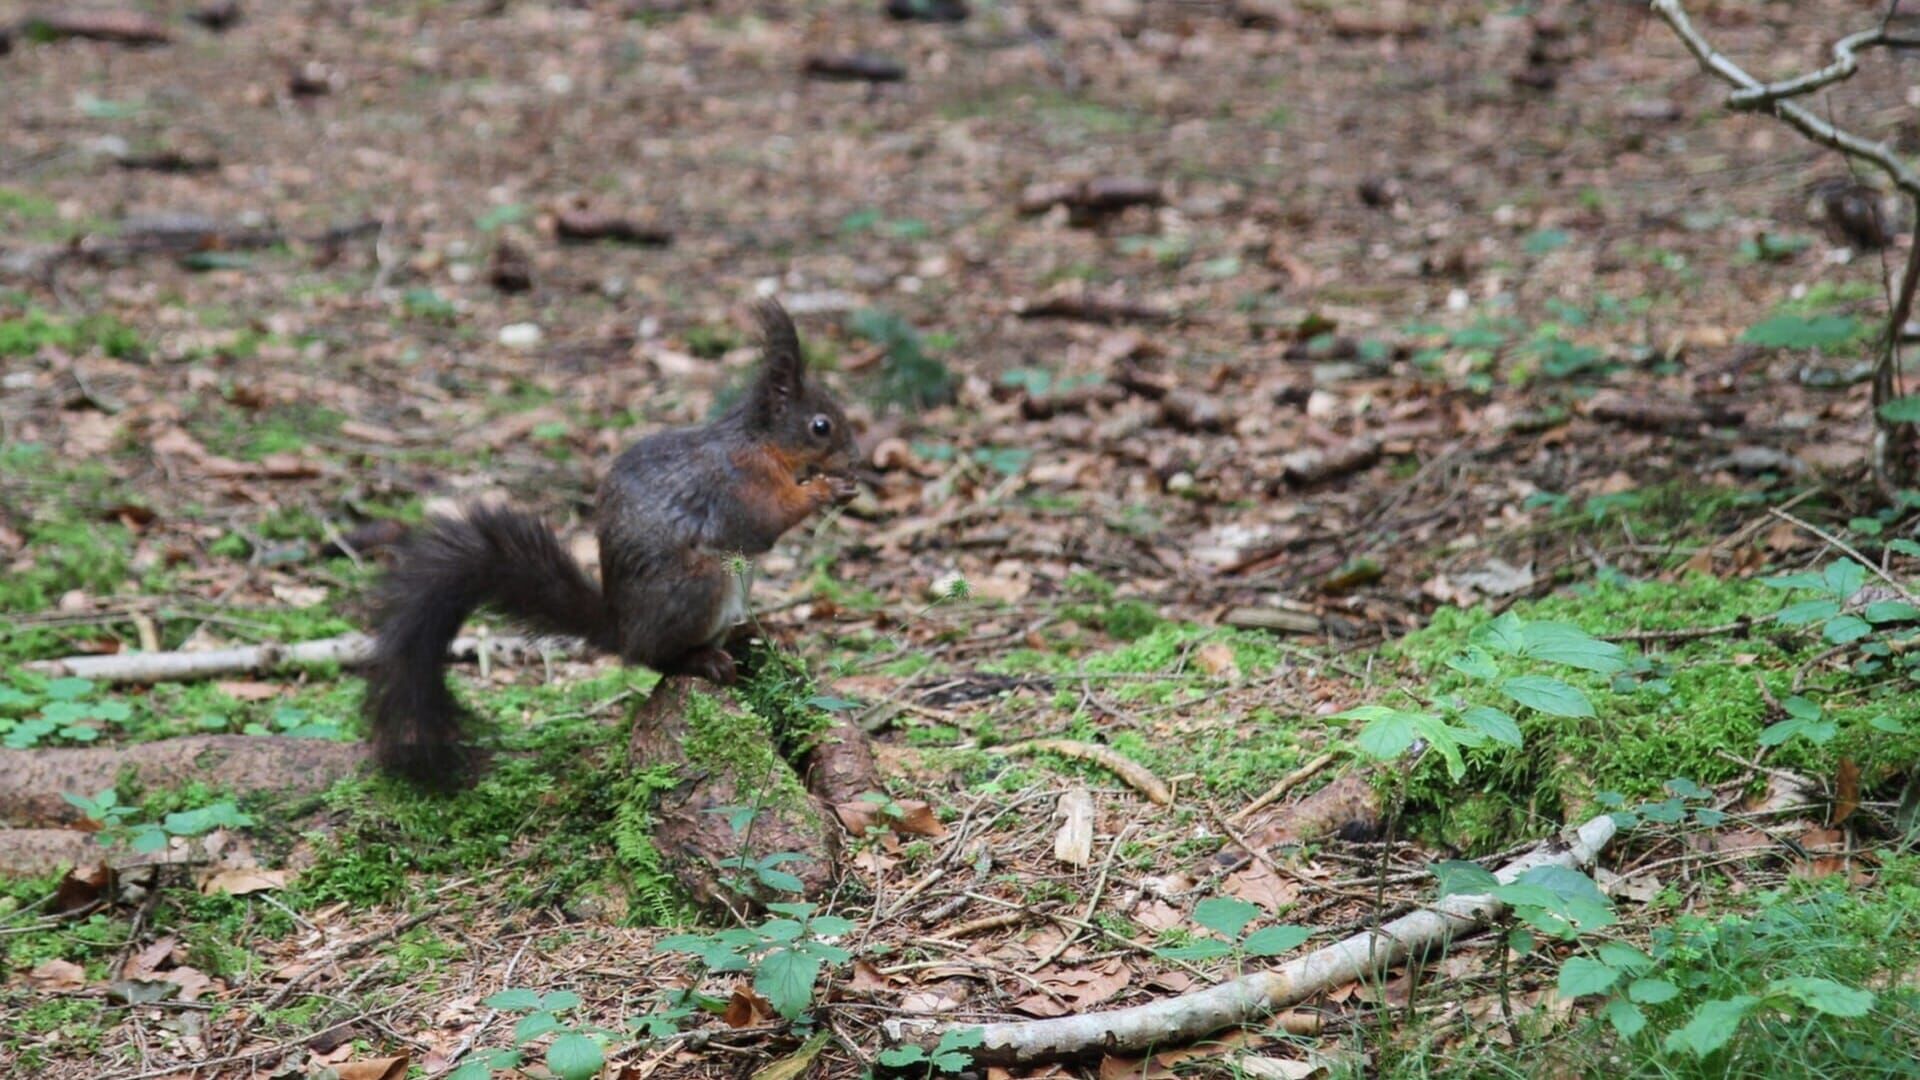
[{"left": 0, "top": 735, "right": 368, "bottom": 827}]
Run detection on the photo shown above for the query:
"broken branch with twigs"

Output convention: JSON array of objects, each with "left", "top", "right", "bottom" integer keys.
[
  {"left": 1649, "top": 0, "right": 1920, "bottom": 488},
  {"left": 884, "top": 812, "right": 1619, "bottom": 1065}
]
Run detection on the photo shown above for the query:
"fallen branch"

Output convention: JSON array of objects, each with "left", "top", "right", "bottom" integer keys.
[
  {"left": 1229, "top": 752, "right": 1336, "bottom": 827},
  {"left": 1000, "top": 739, "right": 1173, "bottom": 806},
  {"left": 24, "top": 632, "right": 572, "bottom": 684},
  {"left": 884, "top": 813, "right": 1618, "bottom": 1065}
]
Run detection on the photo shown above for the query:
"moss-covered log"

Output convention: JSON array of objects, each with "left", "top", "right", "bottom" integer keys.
[{"left": 624, "top": 677, "right": 841, "bottom": 912}]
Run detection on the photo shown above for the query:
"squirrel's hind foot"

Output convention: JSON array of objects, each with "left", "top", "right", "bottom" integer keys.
[{"left": 664, "top": 646, "right": 738, "bottom": 686}]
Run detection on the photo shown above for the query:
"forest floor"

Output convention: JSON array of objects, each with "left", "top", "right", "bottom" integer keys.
[{"left": 4, "top": 0, "right": 1920, "bottom": 1077}]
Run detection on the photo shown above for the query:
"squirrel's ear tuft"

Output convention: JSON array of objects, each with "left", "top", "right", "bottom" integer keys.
[{"left": 749, "top": 299, "right": 806, "bottom": 417}]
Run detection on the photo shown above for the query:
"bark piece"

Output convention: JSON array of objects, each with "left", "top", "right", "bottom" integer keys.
[
  {"left": 1054, "top": 788, "right": 1096, "bottom": 867},
  {"left": 188, "top": 1, "right": 242, "bottom": 31},
  {"left": 1018, "top": 177, "right": 1165, "bottom": 223},
  {"left": 627, "top": 678, "right": 839, "bottom": 911},
  {"left": 1585, "top": 391, "right": 1742, "bottom": 432},
  {"left": 113, "top": 150, "right": 219, "bottom": 174},
  {"left": 488, "top": 239, "right": 533, "bottom": 294},
  {"left": 1278, "top": 436, "right": 1380, "bottom": 487},
  {"left": 555, "top": 209, "right": 672, "bottom": 247},
  {"left": 801, "top": 713, "right": 881, "bottom": 805},
  {"left": 0, "top": 736, "right": 368, "bottom": 827},
  {"left": 1016, "top": 292, "right": 1172, "bottom": 325},
  {"left": 1160, "top": 390, "right": 1229, "bottom": 432},
  {"left": 803, "top": 53, "right": 906, "bottom": 83},
  {"left": 885, "top": 814, "right": 1620, "bottom": 1064},
  {"left": 884, "top": 0, "right": 969, "bottom": 23},
  {"left": 19, "top": 12, "right": 171, "bottom": 46},
  {"left": 1221, "top": 607, "right": 1323, "bottom": 636},
  {"left": 1236, "top": 772, "right": 1380, "bottom": 851}
]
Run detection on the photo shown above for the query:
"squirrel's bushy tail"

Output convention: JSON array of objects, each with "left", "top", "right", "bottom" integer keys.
[{"left": 363, "top": 505, "right": 618, "bottom": 787}]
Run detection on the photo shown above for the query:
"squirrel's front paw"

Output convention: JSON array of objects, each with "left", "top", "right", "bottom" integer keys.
[{"left": 823, "top": 472, "right": 860, "bottom": 505}]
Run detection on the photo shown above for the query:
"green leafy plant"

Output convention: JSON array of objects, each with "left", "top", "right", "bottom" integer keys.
[
  {"left": 451, "top": 988, "right": 615, "bottom": 1080},
  {"left": 878, "top": 1027, "right": 986, "bottom": 1075},
  {"left": 62, "top": 789, "right": 254, "bottom": 855},
  {"left": 1340, "top": 614, "right": 1624, "bottom": 779},
  {"left": 846, "top": 307, "right": 955, "bottom": 409},
  {"left": 0, "top": 676, "right": 132, "bottom": 748},
  {"left": 1154, "top": 897, "right": 1310, "bottom": 963},
  {"left": 656, "top": 902, "right": 855, "bottom": 1020}
]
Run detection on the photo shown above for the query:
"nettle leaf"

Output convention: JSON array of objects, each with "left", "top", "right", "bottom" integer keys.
[
  {"left": 1663, "top": 777, "right": 1713, "bottom": 800},
  {"left": 1352, "top": 710, "right": 1419, "bottom": 763},
  {"left": 1781, "top": 696, "right": 1821, "bottom": 722},
  {"left": 545, "top": 1033, "right": 604, "bottom": 1080},
  {"left": 1156, "top": 939, "right": 1235, "bottom": 962},
  {"left": 485, "top": 988, "right": 544, "bottom": 1011},
  {"left": 1518, "top": 622, "right": 1626, "bottom": 673},
  {"left": 759, "top": 919, "right": 805, "bottom": 944},
  {"left": 764, "top": 901, "right": 815, "bottom": 918},
  {"left": 1823, "top": 559, "right": 1867, "bottom": 599},
  {"left": 1476, "top": 612, "right": 1528, "bottom": 655},
  {"left": 1865, "top": 600, "right": 1920, "bottom": 624},
  {"left": 1596, "top": 942, "right": 1653, "bottom": 972},
  {"left": 1822, "top": 614, "right": 1871, "bottom": 645},
  {"left": 1557, "top": 956, "right": 1622, "bottom": 997},
  {"left": 1664, "top": 996, "right": 1756, "bottom": 1058},
  {"left": 1881, "top": 395, "right": 1920, "bottom": 424},
  {"left": 1741, "top": 313, "right": 1859, "bottom": 350},
  {"left": 130, "top": 826, "right": 169, "bottom": 854},
  {"left": 1446, "top": 646, "right": 1500, "bottom": 680},
  {"left": 757, "top": 868, "right": 807, "bottom": 893},
  {"left": 1629, "top": 978, "right": 1681, "bottom": 1005},
  {"left": 1773, "top": 600, "right": 1839, "bottom": 626},
  {"left": 1769, "top": 976, "right": 1875, "bottom": 1017},
  {"left": 1605, "top": 998, "right": 1648, "bottom": 1039},
  {"left": 809, "top": 915, "right": 856, "bottom": 937},
  {"left": 755, "top": 948, "right": 821, "bottom": 1020},
  {"left": 1762, "top": 571, "right": 1827, "bottom": 591},
  {"left": 1192, "top": 897, "right": 1259, "bottom": 939},
  {"left": 806, "top": 694, "right": 861, "bottom": 712},
  {"left": 878, "top": 1047, "right": 928, "bottom": 1067},
  {"left": 1430, "top": 859, "right": 1501, "bottom": 898},
  {"left": 1758, "top": 716, "right": 1838, "bottom": 747},
  {"left": 513, "top": 1011, "right": 564, "bottom": 1044},
  {"left": 1459, "top": 705, "right": 1523, "bottom": 748},
  {"left": 1870, "top": 714, "right": 1910, "bottom": 734},
  {"left": 1411, "top": 713, "right": 1482, "bottom": 781},
  {"left": 1640, "top": 798, "right": 1685, "bottom": 824},
  {"left": 541, "top": 990, "right": 583, "bottom": 1011},
  {"left": 1501, "top": 675, "right": 1594, "bottom": 718},
  {"left": 1242, "top": 925, "right": 1311, "bottom": 956}
]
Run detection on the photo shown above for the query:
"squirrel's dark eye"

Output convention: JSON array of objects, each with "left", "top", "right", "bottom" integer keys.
[{"left": 810, "top": 415, "right": 833, "bottom": 438}]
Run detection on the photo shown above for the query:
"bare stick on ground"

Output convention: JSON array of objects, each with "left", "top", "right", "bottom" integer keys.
[
  {"left": 884, "top": 813, "right": 1618, "bottom": 1065},
  {"left": 24, "top": 632, "right": 572, "bottom": 685}
]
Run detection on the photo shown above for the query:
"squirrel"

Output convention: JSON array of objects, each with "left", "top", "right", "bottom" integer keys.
[{"left": 362, "top": 299, "right": 859, "bottom": 787}]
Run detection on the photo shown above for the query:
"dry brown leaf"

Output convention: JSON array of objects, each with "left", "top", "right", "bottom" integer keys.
[
  {"left": 123, "top": 936, "right": 181, "bottom": 981},
  {"left": 724, "top": 985, "right": 773, "bottom": 1027},
  {"left": 28, "top": 958, "right": 87, "bottom": 990},
  {"left": 216, "top": 680, "right": 283, "bottom": 701},
  {"left": 164, "top": 965, "right": 213, "bottom": 1002},
  {"left": 1015, "top": 959, "right": 1132, "bottom": 1017},
  {"left": 1195, "top": 641, "right": 1240, "bottom": 678},
  {"left": 1134, "top": 898, "right": 1183, "bottom": 931},
  {"left": 334, "top": 1055, "right": 410, "bottom": 1080},
  {"left": 201, "top": 867, "right": 293, "bottom": 895},
  {"left": 1222, "top": 860, "right": 1299, "bottom": 912},
  {"left": 1833, "top": 757, "right": 1861, "bottom": 826}
]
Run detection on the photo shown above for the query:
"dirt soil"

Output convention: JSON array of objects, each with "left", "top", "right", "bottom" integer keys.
[{"left": 1, "top": 0, "right": 1912, "bottom": 1077}]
